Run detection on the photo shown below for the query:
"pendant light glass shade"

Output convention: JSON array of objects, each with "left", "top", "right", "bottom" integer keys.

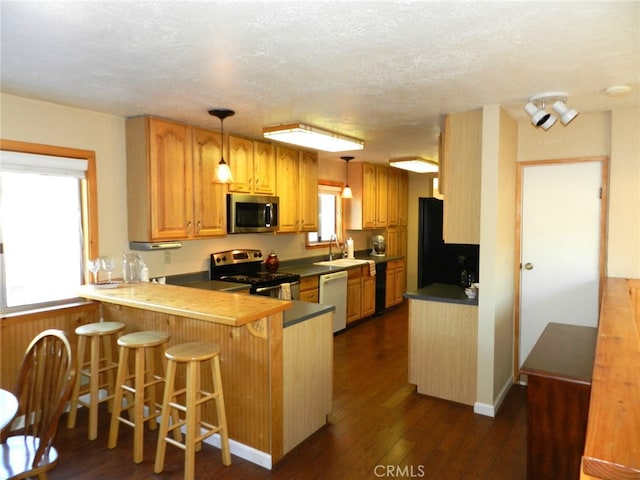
[
  {"left": 341, "top": 156, "right": 354, "bottom": 198},
  {"left": 208, "top": 108, "right": 235, "bottom": 183}
]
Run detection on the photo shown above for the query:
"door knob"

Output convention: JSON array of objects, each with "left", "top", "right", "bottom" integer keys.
[{"left": 524, "top": 262, "right": 534, "bottom": 270}]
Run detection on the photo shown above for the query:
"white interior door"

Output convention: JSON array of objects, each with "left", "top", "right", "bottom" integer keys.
[{"left": 519, "top": 161, "right": 602, "bottom": 368}]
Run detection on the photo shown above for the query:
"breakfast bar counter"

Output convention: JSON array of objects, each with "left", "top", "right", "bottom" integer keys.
[
  {"left": 77, "top": 282, "right": 332, "bottom": 469},
  {"left": 78, "top": 282, "right": 292, "bottom": 326}
]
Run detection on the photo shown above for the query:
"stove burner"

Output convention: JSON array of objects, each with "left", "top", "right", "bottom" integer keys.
[{"left": 210, "top": 249, "right": 299, "bottom": 290}]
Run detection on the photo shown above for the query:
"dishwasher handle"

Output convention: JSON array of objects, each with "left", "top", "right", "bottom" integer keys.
[{"left": 320, "top": 270, "right": 348, "bottom": 285}]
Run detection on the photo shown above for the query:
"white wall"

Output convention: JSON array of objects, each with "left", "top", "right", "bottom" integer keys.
[
  {"left": 475, "top": 105, "right": 518, "bottom": 414},
  {"left": 518, "top": 108, "right": 640, "bottom": 279},
  {"left": 608, "top": 108, "right": 640, "bottom": 277}
]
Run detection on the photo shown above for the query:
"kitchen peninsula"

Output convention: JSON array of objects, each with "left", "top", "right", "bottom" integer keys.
[
  {"left": 405, "top": 283, "right": 479, "bottom": 406},
  {"left": 78, "top": 282, "right": 333, "bottom": 468}
]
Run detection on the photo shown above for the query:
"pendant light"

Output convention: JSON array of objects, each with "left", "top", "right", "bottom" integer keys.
[
  {"left": 341, "top": 156, "right": 354, "bottom": 198},
  {"left": 208, "top": 108, "right": 235, "bottom": 183}
]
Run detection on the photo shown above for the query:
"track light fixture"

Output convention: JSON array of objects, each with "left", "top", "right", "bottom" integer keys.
[{"left": 525, "top": 91, "right": 579, "bottom": 129}]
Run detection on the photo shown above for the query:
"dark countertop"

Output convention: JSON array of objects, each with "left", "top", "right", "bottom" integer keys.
[
  {"left": 404, "top": 283, "right": 479, "bottom": 306},
  {"left": 284, "top": 301, "right": 335, "bottom": 328},
  {"left": 166, "top": 252, "right": 404, "bottom": 326},
  {"left": 278, "top": 253, "right": 403, "bottom": 278},
  {"left": 520, "top": 322, "right": 597, "bottom": 384}
]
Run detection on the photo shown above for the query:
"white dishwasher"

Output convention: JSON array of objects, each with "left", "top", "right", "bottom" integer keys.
[{"left": 319, "top": 270, "right": 348, "bottom": 333}]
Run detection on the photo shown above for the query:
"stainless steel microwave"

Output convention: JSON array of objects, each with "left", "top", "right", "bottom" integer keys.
[{"left": 227, "top": 194, "right": 279, "bottom": 234}]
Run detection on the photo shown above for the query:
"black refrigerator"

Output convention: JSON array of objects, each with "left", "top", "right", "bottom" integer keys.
[{"left": 418, "top": 198, "right": 479, "bottom": 288}]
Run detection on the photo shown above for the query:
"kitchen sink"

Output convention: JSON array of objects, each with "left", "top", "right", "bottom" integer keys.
[{"left": 313, "top": 258, "right": 369, "bottom": 267}]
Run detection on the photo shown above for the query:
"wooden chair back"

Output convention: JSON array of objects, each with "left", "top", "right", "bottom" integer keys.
[{"left": 2, "top": 328, "right": 76, "bottom": 474}]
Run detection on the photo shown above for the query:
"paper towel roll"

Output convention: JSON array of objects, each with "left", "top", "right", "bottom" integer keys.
[{"left": 347, "top": 238, "right": 354, "bottom": 258}]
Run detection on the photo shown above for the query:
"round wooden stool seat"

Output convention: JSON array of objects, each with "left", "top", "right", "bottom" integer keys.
[
  {"left": 117, "top": 330, "right": 170, "bottom": 349},
  {"left": 67, "top": 321, "right": 125, "bottom": 441},
  {"left": 165, "top": 342, "right": 221, "bottom": 363},
  {"left": 75, "top": 321, "right": 125, "bottom": 337},
  {"left": 108, "top": 330, "right": 171, "bottom": 464},
  {"left": 155, "top": 342, "right": 230, "bottom": 480}
]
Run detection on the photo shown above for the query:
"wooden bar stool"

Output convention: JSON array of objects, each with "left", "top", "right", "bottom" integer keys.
[
  {"left": 154, "top": 342, "right": 231, "bottom": 480},
  {"left": 108, "top": 330, "right": 170, "bottom": 463},
  {"left": 66, "top": 321, "right": 125, "bottom": 440}
]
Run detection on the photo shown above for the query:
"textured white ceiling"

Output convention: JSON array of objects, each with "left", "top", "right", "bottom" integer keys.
[{"left": 1, "top": 1, "right": 638, "bottom": 164}]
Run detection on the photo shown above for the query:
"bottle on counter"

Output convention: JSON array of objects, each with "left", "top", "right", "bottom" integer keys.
[{"left": 265, "top": 251, "right": 280, "bottom": 272}]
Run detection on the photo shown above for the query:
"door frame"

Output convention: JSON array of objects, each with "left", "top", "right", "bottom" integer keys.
[{"left": 513, "top": 156, "right": 609, "bottom": 379}]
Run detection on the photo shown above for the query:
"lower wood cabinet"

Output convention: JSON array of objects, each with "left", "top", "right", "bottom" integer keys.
[
  {"left": 347, "top": 268, "right": 362, "bottom": 324},
  {"left": 385, "top": 259, "right": 405, "bottom": 308},
  {"left": 299, "top": 276, "right": 319, "bottom": 303}
]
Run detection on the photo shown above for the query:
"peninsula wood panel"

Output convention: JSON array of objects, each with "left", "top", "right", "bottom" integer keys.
[
  {"left": 408, "top": 299, "right": 478, "bottom": 406},
  {"left": 581, "top": 278, "right": 640, "bottom": 480},
  {"left": 1, "top": 303, "right": 99, "bottom": 389},
  {"left": 283, "top": 312, "right": 332, "bottom": 454},
  {"left": 100, "top": 303, "right": 284, "bottom": 461}
]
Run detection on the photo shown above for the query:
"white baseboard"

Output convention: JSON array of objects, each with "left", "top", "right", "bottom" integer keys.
[
  {"left": 473, "top": 375, "right": 513, "bottom": 417},
  {"left": 203, "top": 433, "right": 272, "bottom": 470}
]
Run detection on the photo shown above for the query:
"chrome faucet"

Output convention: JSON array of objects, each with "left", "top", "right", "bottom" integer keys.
[{"left": 328, "top": 233, "right": 340, "bottom": 261}]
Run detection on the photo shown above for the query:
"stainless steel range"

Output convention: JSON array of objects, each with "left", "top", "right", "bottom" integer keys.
[{"left": 210, "top": 249, "right": 300, "bottom": 298}]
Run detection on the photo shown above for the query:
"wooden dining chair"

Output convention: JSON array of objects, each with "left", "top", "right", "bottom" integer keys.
[{"left": 0, "top": 329, "right": 76, "bottom": 480}]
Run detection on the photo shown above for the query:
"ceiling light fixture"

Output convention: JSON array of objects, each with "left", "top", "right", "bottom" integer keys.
[
  {"left": 341, "top": 156, "right": 354, "bottom": 198},
  {"left": 263, "top": 123, "right": 364, "bottom": 152},
  {"left": 389, "top": 157, "right": 439, "bottom": 174},
  {"left": 525, "top": 91, "right": 579, "bottom": 129},
  {"left": 209, "top": 108, "right": 235, "bottom": 183}
]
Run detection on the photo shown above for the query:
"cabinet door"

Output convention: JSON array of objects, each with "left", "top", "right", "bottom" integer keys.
[
  {"left": 347, "top": 269, "right": 362, "bottom": 324},
  {"left": 387, "top": 167, "right": 399, "bottom": 227},
  {"left": 361, "top": 271, "right": 376, "bottom": 317},
  {"left": 362, "top": 163, "right": 377, "bottom": 228},
  {"left": 299, "top": 151, "right": 318, "bottom": 232},
  {"left": 149, "top": 118, "right": 192, "bottom": 240},
  {"left": 442, "top": 110, "right": 482, "bottom": 244},
  {"left": 276, "top": 146, "right": 300, "bottom": 232},
  {"left": 398, "top": 170, "right": 408, "bottom": 226},
  {"left": 228, "top": 135, "right": 253, "bottom": 193},
  {"left": 375, "top": 165, "right": 388, "bottom": 227},
  {"left": 192, "top": 128, "right": 226, "bottom": 237},
  {"left": 253, "top": 140, "right": 276, "bottom": 195}
]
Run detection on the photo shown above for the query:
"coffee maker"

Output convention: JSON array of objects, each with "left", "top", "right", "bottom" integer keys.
[{"left": 370, "top": 235, "right": 386, "bottom": 256}]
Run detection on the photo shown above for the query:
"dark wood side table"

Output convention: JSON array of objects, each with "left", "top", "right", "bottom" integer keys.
[{"left": 520, "top": 322, "right": 597, "bottom": 480}]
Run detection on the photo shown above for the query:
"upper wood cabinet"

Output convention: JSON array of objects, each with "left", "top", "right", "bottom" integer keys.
[
  {"left": 228, "top": 136, "right": 276, "bottom": 195},
  {"left": 192, "top": 128, "right": 226, "bottom": 237},
  {"left": 346, "top": 162, "right": 388, "bottom": 230},
  {"left": 126, "top": 116, "right": 225, "bottom": 241},
  {"left": 441, "top": 110, "right": 482, "bottom": 244},
  {"left": 398, "top": 170, "right": 408, "bottom": 226},
  {"left": 299, "top": 151, "right": 318, "bottom": 232},
  {"left": 276, "top": 147, "right": 318, "bottom": 233}
]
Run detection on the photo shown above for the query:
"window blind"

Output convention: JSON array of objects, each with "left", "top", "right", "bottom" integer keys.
[{"left": 1, "top": 151, "right": 88, "bottom": 178}]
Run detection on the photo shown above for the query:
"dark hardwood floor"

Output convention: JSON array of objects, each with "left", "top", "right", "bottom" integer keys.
[{"left": 51, "top": 300, "right": 527, "bottom": 479}]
